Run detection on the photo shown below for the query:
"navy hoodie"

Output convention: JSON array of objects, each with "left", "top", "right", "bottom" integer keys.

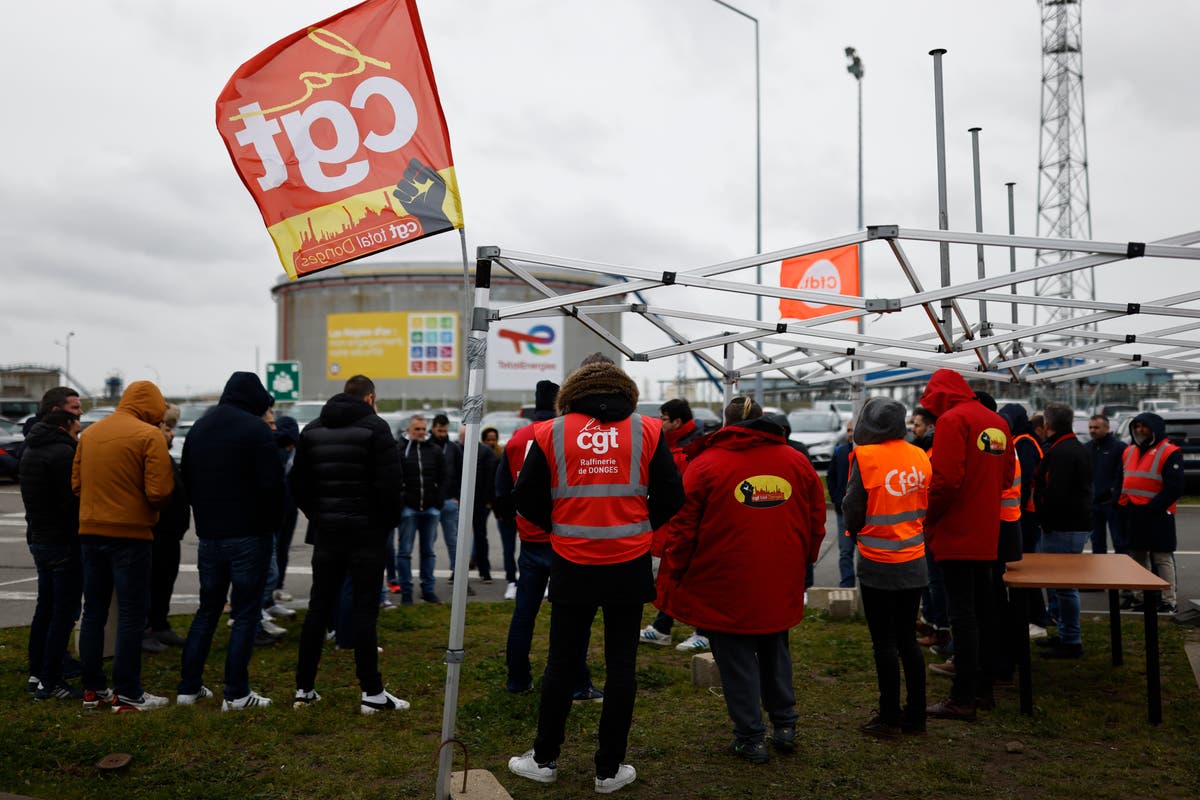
[{"left": 182, "top": 372, "right": 284, "bottom": 539}]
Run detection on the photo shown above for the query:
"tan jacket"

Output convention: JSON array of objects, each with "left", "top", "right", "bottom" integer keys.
[{"left": 72, "top": 381, "right": 174, "bottom": 540}]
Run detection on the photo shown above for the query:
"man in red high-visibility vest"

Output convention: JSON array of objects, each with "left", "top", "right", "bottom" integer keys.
[{"left": 508, "top": 359, "right": 684, "bottom": 794}]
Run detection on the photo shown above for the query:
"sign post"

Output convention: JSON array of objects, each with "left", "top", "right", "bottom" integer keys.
[{"left": 266, "top": 361, "right": 301, "bottom": 402}]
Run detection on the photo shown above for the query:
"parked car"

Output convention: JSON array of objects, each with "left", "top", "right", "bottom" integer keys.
[
  {"left": 480, "top": 412, "right": 531, "bottom": 449},
  {"left": 0, "top": 398, "right": 39, "bottom": 422},
  {"left": 79, "top": 406, "right": 116, "bottom": 430},
  {"left": 1139, "top": 398, "right": 1180, "bottom": 414},
  {"left": 1159, "top": 410, "right": 1200, "bottom": 489},
  {"left": 0, "top": 424, "right": 23, "bottom": 481},
  {"left": 283, "top": 401, "right": 326, "bottom": 427},
  {"left": 785, "top": 409, "right": 847, "bottom": 468},
  {"left": 635, "top": 400, "right": 721, "bottom": 434}
]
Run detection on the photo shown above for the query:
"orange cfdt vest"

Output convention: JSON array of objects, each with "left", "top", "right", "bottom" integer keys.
[
  {"left": 1119, "top": 439, "right": 1180, "bottom": 514},
  {"left": 532, "top": 412, "right": 661, "bottom": 565},
  {"left": 1000, "top": 453, "right": 1022, "bottom": 522},
  {"left": 851, "top": 440, "right": 930, "bottom": 564},
  {"left": 1013, "top": 433, "right": 1043, "bottom": 512}
]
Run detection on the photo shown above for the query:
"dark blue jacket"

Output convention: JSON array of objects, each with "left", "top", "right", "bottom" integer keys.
[
  {"left": 19, "top": 422, "right": 79, "bottom": 546},
  {"left": 827, "top": 441, "right": 853, "bottom": 513},
  {"left": 182, "top": 372, "right": 284, "bottom": 539},
  {"left": 1086, "top": 432, "right": 1126, "bottom": 505},
  {"left": 1000, "top": 403, "right": 1042, "bottom": 511},
  {"left": 432, "top": 435, "right": 464, "bottom": 501}
]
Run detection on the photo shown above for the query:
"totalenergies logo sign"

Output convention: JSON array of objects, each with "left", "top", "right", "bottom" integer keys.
[{"left": 498, "top": 324, "right": 556, "bottom": 356}]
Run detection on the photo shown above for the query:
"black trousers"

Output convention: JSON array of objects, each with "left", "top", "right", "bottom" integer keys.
[
  {"left": 148, "top": 533, "right": 181, "bottom": 632},
  {"left": 296, "top": 531, "right": 387, "bottom": 696},
  {"left": 861, "top": 585, "right": 926, "bottom": 726},
  {"left": 534, "top": 601, "right": 642, "bottom": 779},
  {"left": 939, "top": 560, "right": 996, "bottom": 705}
]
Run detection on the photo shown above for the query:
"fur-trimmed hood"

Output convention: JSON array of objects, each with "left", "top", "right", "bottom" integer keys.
[{"left": 556, "top": 362, "right": 639, "bottom": 421}]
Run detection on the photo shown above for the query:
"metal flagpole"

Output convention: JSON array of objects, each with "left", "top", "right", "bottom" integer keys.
[{"left": 434, "top": 251, "right": 492, "bottom": 799}]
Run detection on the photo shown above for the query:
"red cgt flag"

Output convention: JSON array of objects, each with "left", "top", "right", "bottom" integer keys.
[
  {"left": 778, "top": 245, "right": 861, "bottom": 321},
  {"left": 216, "top": 0, "right": 463, "bottom": 279}
]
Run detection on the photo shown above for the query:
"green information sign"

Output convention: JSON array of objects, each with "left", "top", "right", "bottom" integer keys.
[{"left": 266, "top": 361, "right": 300, "bottom": 402}]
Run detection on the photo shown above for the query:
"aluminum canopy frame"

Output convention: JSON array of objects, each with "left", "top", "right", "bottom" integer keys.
[{"left": 433, "top": 226, "right": 1200, "bottom": 797}]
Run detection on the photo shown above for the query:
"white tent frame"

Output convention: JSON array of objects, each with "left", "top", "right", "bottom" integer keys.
[{"left": 433, "top": 225, "right": 1200, "bottom": 796}]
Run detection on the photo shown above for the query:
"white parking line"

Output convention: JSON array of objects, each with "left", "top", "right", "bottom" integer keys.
[{"left": 0, "top": 577, "right": 37, "bottom": 588}]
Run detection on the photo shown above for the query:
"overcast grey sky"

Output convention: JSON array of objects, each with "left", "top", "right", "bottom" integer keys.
[{"left": 4, "top": 0, "right": 1197, "bottom": 399}]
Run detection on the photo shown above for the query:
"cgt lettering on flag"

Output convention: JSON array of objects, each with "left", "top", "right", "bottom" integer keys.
[{"left": 216, "top": 0, "right": 464, "bottom": 279}]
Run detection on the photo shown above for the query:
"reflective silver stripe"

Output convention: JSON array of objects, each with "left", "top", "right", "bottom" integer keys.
[
  {"left": 628, "top": 414, "right": 644, "bottom": 486},
  {"left": 1123, "top": 488, "right": 1158, "bottom": 499},
  {"left": 1001, "top": 497, "right": 1020, "bottom": 507},
  {"left": 1149, "top": 442, "right": 1172, "bottom": 474},
  {"left": 1009, "top": 475, "right": 1021, "bottom": 490},
  {"left": 552, "top": 520, "right": 653, "bottom": 539},
  {"left": 858, "top": 532, "right": 925, "bottom": 551},
  {"left": 554, "top": 484, "right": 648, "bottom": 498},
  {"left": 551, "top": 416, "right": 568, "bottom": 489},
  {"left": 1124, "top": 471, "right": 1163, "bottom": 481},
  {"left": 864, "top": 508, "right": 927, "bottom": 526}
]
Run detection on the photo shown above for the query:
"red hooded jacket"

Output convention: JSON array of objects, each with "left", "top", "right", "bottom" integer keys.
[
  {"left": 655, "top": 419, "right": 826, "bottom": 634},
  {"left": 919, "top": 369, "right": 1015, "bottom": 561}
]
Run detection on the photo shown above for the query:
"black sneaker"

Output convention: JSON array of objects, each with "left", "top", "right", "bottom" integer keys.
[
  {"left": 728, "top": 739, "right": 769, "bottom": 764},
  {"left": 572, "top": 686, "right": 604, "bottom": 703},
  {"left": 421, "top": 592, "right": 441, "bottom": 604},
  {"left": 1040, "top": 642, "right": 1083, "bottom": 659},
  {"left": 860, "top": 714, "right": 901, "bottom": 739},
  {"left": 769, "top": 726, "right": 796, "bottom": 752},
  {"left": 35, "top": 682, "right": 83, "bottom": 701},
  {"left": 400, "top": 592, "right": 414, "bottom": 606},
  {"left": 25, "top": 676, "right": 40, "bottom": 693},
  {"left": 1035, "top": 635, "right": 1062, "bottom": 648}
]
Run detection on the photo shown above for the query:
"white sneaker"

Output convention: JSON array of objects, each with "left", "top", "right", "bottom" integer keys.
[
  {"left": 1029, "top": 623, "right": 1048, "bottom": 639},
  {"left": 504, "top": 582, "right": 518, "bottom": 600},
  {"left": 360, "top": 689, "right": 410, "bottom": 714},
  {"left": 112, "top": 692, "right": 169, "bottom": 713},
  {"left": 595, "top": 764, "right": 636, "bottom": 793},
  {"left": 176, "top": 685, "right": 213, "bottom": 705},
  {"left": 676, "top": 633, "right": 710, "bottom": 652},
  {"left": 293, "top": 688, "right": 321, "bottom": 709},
  {"left": 222, "top": 690, "right": 272, "bottom": 711},
  {"left": 273, "top": 589, "right": 293, "bottom": 602},
  {"left": 261, "top": 611, "right": 287, "bottom": 636},
  {"left": 638, "top": 625, "right": 672, "bottom": 646},
  {"left": 508, "top": 750, "right": 557, "bottom": 783},
  {"left": 266, "top": 603, "right": 297, "bottom": 619}
]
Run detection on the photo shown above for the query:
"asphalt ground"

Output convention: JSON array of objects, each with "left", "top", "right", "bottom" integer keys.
[{"left": 0, "top": 482, "right": 1196, "bottom": 629}]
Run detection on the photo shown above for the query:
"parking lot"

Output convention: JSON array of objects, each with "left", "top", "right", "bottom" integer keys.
[{"left": 2, "top": 481, "right": 1198, "bottom": 631}]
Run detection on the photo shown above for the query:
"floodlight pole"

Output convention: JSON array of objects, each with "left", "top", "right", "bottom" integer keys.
[
  {"left": 930, "top": 49, "right": 952, "bottom": 343},
  {"left": 846, "top": 46, "right": 865, "bottom": 411},
  {"left": 969, "top": 127, "right": 989, "bottom": 365},
  {"left": 1006, "top": 182, "right": 1018, "bottom": 325},
  {"left": 709, "top": 0, "right": 762, "bottom": 404},
  {"left": 55, "top": 331, "right": 75, "bottom": 389}
]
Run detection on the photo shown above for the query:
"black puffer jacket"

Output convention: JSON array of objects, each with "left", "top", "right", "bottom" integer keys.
[
  {"left": 19, "top": 422, "right": 79, "bottom": 545},
  {"left": 290, "top": 393, "right": 404, "bottom": 534},
  {"left": 182, "top": 372, "right": 284, "bottom": 539},
  {"left": 399, "top": 436, "right": 446, "bottom": 511}
]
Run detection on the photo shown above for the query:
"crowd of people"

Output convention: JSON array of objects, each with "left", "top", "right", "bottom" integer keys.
[{"left": 16, "top": 358, "right": 1185, "bottom": 793}]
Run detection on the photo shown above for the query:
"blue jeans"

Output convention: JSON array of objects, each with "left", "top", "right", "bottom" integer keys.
[
  {"left": 1038, "top": 530, "right": 1090, "bottom": 645},
  {"left": 497, "top": 516, "right": 519, "bottom": 583},
  {"left": 79, "top": 537, "right": 152, "bottom": 698},
  {"left": 261, "top": 533, "right": 280, "bottom": 611},
  {"left": 397, "top": 507, "right": 440, "bottom": 595},
  {"left": 505, "top": 540, "right": 592, "bottom": 693},
  {"left": 28, "top": 543, "right": 82, "bottom": 687},
  {"left": 836, "top": 511, "right": 855, "bottom": 587},
  {"left": 921, "top": 549, "right": 949, "bottom": 631},
  {"left": 1091, "top": 503, "right": 1125, "bottom": 555},
  {"left": 439, "top": 499, "right": 460, "bottom": 573},
  {"left": 179, "top": 536, "right": 272, "bottom": 701}
]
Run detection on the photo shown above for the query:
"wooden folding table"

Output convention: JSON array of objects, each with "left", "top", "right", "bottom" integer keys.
[{"left": 1003, "top": 552, "right": 1170, "bottom": 724}]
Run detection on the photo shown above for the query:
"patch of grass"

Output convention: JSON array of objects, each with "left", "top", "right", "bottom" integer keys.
[{"left": 0, "top": 604, "right": 1197, "bottom": 799}]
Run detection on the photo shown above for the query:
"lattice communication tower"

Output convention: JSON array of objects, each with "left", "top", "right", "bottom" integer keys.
[{"left": 1033, "top": 0, "right": 1094, "bottom": 332}]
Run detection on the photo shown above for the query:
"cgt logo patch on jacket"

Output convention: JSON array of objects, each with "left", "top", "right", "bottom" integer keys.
[
  {"left": 976, "top": 427, "right": 1008, "bottom": 455},
  {"left": 734, "top": 475, "right": 793, "bottom": 508}
]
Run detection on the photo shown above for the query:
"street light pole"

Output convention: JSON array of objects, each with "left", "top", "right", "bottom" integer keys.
[
  {"left": 846, "top": 47, "right": 865, "bottom": 412},
  {"left": 709, "top": 0, "right": 761, "bottom": 403},
  {"left": 55, "top": 331, "right": 75, "bottom": 388}
]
